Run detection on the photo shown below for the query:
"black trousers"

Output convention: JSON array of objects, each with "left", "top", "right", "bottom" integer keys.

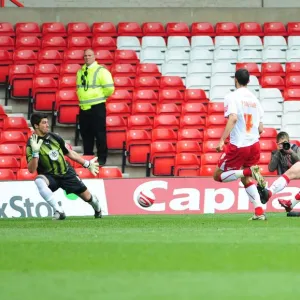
[{"left": 79, "top": 102, "right": 107, "bottom": 163}]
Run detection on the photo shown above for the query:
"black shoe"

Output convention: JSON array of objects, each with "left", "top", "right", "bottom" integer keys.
[
  {"left": 94, "top": 209, "right": 102, "bottom": 219},
  {"left": 53, "top": 211, "right": 66, "bottom": 220},
  {"left": 287, "top": 211, "right": 300, "bottom": 217},
  {"left": 257, "top": 185, "right": 271, "bottom": 204}
]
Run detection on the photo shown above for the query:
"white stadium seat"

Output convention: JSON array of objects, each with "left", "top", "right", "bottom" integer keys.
[
  {"left": 191, "top": 36, "right": 214, "bottom": 51},
  {"left": 187, "top": 62, "right": 212, "bottom": 77},
  {"left": 283, "top": 101, "right": 300, "bottom": 114},
  {"left": 214, "top": 49, "right": 238, "bottom": 63},
  {"left": 165, "top": 49, "right": 190, "bottom": 64},
  {"left": 288, "top": 37, "right": 300, "bottom": 50},
  {"left": 185, "top": 75, "right": 211, "bottom": 91},
  {"left": 190, "top": 49, "right": 214, "bottom": 64},
  {"left": 286, "top": 49, "right": 300, "bottom": 62},
  {"left": 237, "top": 50, "right": 262, "bottom": 63},
  {"left": 239, "top": 36, "right": 263, "bottom": 51},
  {"left": 117, "top": 36, "right": 141, "bottom": 51},
  {"left": 141, "top": 36, "right": 167, "bottom": 52},
  {"left": 214, "top": 36, "right": 239, "bottom": 50},
  {"left": 167, "top": 36, "right": 190, "bottom": 52},
  {"left": 211, "top": 61, "right": 236, "bottom": 76},
  {"left": 161, "top": 63, "right": 187, "bottom": 77},
  {"left": 262, "top": 49, "right": 286, "bottom": 63},
  {"left": 263, "top": 36, "right": 287, "bottom": 51},
  {"left": 210, "top": 75, "right": 235, "bottom": 89},
  {"left": 140, "top": 49, "right": 165, "bottom": 64},
  {"left": 210, "top": 87, "right": 235, "bottom": 102}
]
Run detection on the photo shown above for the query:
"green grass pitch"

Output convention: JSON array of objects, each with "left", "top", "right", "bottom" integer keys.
[{"left": 1, "top": 213, "right": 300, "bottom": 300}]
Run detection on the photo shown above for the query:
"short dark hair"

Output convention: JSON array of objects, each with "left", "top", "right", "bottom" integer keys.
[
  {"left": 235, "top": 68, "right": 250, "bottom": 86},
  {"left": 30, "top": 112, "right": 48, "bottom": 128},
  {"left": 276, "top": 131, "right": 289, "bottom": 143}
]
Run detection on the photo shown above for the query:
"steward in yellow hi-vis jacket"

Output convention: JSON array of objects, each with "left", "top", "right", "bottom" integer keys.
[{"left": 76, "top": 49, "right": 115, "bottom": 165}]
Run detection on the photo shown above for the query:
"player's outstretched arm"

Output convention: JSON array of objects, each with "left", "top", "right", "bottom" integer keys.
[{"left": 66, "top": 150, "right": 99, "bottom": 176}]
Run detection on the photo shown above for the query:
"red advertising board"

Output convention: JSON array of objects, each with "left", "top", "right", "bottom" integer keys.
[{"left": 104, "top": 177, "right": 300, "bottom": 215}]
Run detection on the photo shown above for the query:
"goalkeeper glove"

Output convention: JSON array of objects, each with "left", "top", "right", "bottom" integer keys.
[
  {"left": 30, "top": 134, "right": 43, "bottom": 158},
  {"left": 83, "top": 157, "right": 99, "bottom": 176}
]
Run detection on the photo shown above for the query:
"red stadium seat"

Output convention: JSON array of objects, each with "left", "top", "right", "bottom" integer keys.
[
  {"left": 92, "top": 22, "right": 117, "bottom": 37},
  {"left": 154, "top": 115, "right": 180, "bottom": 130},
  {"left": 3, "top": 116, "right": 30, "bottom": 135},
  {"left": 178, "top": 128, "right": 204, "bottom": 142},
  {"left": 136, "top": 63, "right": 161, "bottom": 77},
  {"left": 41, "top": 36, "right": 67, "bottom": 51},
  {"left": 0, "top": 36, "right": 14, "bottom": 51},
  {"left": 286, "top": 62, "right": 300, "bottom": 75},
  {"left": 260, "top": 140, "right": 277, "bottom": 151},
  {"left": 182, "top": 102, "right": 207, "bottom": 115},
  {"left": 259, "top": 152, "right": 272, "bottom": 165},
  {"left": 174, "top": 153, "right": 200, "bottom": 177},
  {"left": 0, "top": 131, "right": 27, "bottom": 152},
  {"left": 286, "top": 74, "right": 300, "bottom": 88},
  {"left": 63, "top": 49, "right": 84, "bottom": 64},
  {"left": 13, "top": 49, "right": 38, "bottom": 65},
  {"left": 31, "top": 76, "right": 58, "bottom": 112},
  {"left": 15, "top": 36, "right": 41, "bottom": 51},
  {"left": 114, "top": 50, "right": 139, "bottom": 64},
  {"left": 16, "top": 169, "right": 37, "bottom": 180},
  {"left": 0, "top": 50, "right": 13, "bottom": 83},
  {"left": 159, "top": 89, "right": 184, "bottom": 104},
  {"left": 184, "top": 89, "right": 209, "bottom": 103},
  {"left": 0, "top": 22, "right": 15, "bottom": 37},
  {"left": 118, "top": 22, "right": 142, "bottom": 37},
  {"left": 200, "top": 165, "right": 215, "bottom": 176},
  {"left": 260, "top": 75, "right": 285, "bottom": 90},
  {"left": 201, "top": 153, "right": 222, "bottom": 165},
  {"left": 0, "top": 156, "right": 19, "bottom": 172},
  {"left": 259, "top": 165, "right": 277, "bottom": 176},
  {"left": 180, "top": 115, "right": 206, "bottom": 129},
  {"left": 94, "top": 49, "right": 114, "bottom": 65},
  {"left": 206, "top": 115, "right": 227, "bottom": 128},
  {"left": 106, "top": 116, "right": 127, "bottom": 150},
  {"left": 111, "top": 64, "right": 136, "bottom": 78},
  {"left": 67, "top": 36, "right": 91, "bottom": 50},
  {"left": 106, "top": 102, "right": 131, "bottom": 117},
  {"left": 67, "top": 22, "right": 92, "bottom": 37},
  {"left": 8, "top": 64, "right": 35, "bottom": 99},
  {"left": 135, "top": 76, "right": 160, "bottom": 90},
  {"left": 150, "top": 141, "right": 176, "bottom": 176},
  {"left": 107, "top": 89, "right": 132, "bottom": 105},
  {"left": 202, "top": 140, "right": 220, "bottom": 153},
  {"left": 177, "top": 140, "right": 202, "bottom": 156},
  {"left": 59, "top": 63, "right": 81, "bottom": 76},
  {"left": 92, "top": 36, "right": 116, "bottom": 51},
  {"left": 16, "top": 22, "right": 41, "bottom": 37},
  {"left": 0, "top": 144, "right": 23, "bottom": 162},
  {"left": 166, "top": 22, "right": 190, "bottom": 37},
  {"left": 54, "top": 89, "right": 79, "bottom": 125},
  {"left": 114, "top": 76, "right": 135, "bottom": 91},
  {"left": 152, "top": 128, "right": 177, "bottom": 143},
  {"left": 38, "top": 49, "right": 63, "bottom": 64},
  {"left": 204, "top": 127, "right": 224, "bottom": 140},
  {"left": 0, "top": 169, "right": 16, "bottom": 180},
  {"left": 133, "top": 89, "right": 158, "bottom": 104},
  {"left": 142, "top": 22, "right": 166, "bottom": 37},
  {"left": 127, "top": 115, "right": 152, "bottom": 131},
  {"left": 261, "top": 63, "right": 285, "bottom": 77},
  {"left": 191, "top": 22, "right": 215, "bottom": 36},
  {"left": 42, "top": 22, "right": 67, "bottom": 38},
  {"left": 236, "top": 63, "right": 261, "bottom": 78},
  {"left": 287, "top": 22, "right": 300, "bottom": 36},
  {"left": 132, "top": 102, "right": 156, "bottom": 117},
  {"left": 290, "top": 140, "right": 300, "bottom": 147},
  {"left": 239, "top": 22, "right": 264, "bottom": 36},
  {"left": 58, "top": 75, "right": 77, "bottom": 89},
  {"left": 0, "top": 105, "right": 7, "bottom": 129},
  {"left": 74, "top": 168, "right": 96, "bottom": 179},
  {"left": 20, "top": 156, "right": 28, "bottom": 169},
  {"left": 98, "top": 167, "right": 122, "bottom": 178},
  {"left": 160, "top": 76, "right": 185, "bottom": 90},
  {"left": 35, "top": 64, "right": 60, "bottom": 78},
  {"left": 207, "top": 102, "right": 224, "bottom": 114},
  {"left": 264, "top": 22, "right": 287, "bottom": 36},
  {"left": 126, "top": 129, "right": 152, "bottom": 164},
  {"left": 216, "top": 22, "right": 239, "bottom": 36},
  {"left": 283, "top": 88, "right": 300, "bottom": 101},
  {"left": 260, "top": 128, "right": 278, "bottom": 139},
  {"left": 157, "top": 103, "right": 181, "bottom": 117}
]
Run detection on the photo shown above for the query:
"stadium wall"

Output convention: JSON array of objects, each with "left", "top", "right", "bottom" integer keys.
[
  {"left": 1, "top": 8, "right": 300, "bottom": 24},
  {"left": 1, "top": 178, "right": 300, "bottom": 218}
]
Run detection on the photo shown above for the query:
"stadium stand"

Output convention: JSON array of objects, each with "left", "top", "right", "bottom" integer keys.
[{"left": 1, "top": 21, "right": 300, "bottom": 179}]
